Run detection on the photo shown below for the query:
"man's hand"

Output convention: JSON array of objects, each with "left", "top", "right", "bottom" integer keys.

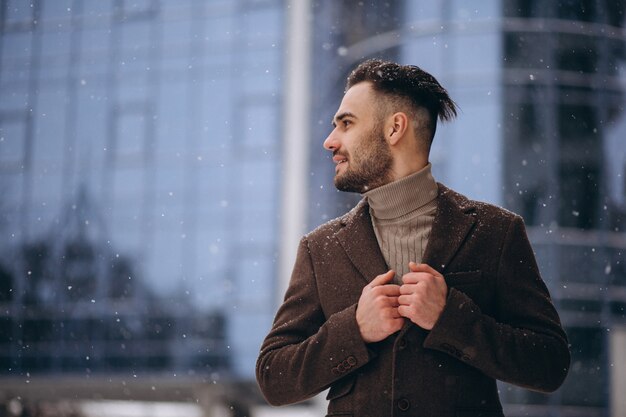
[
  {"left": 398, "top": 262, "right": 448, "bottom": 330},
  {"left": 356, "top": 270, "right": 404, "bottom": 343}
]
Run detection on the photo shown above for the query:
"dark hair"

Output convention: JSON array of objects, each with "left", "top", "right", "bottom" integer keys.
[{"left": 346, "top": 59, "right": 457, "bottom": 143}]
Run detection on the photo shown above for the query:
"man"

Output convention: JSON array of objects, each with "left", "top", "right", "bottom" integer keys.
[{"left": 256, "top": 59, "right": 570, "bottom": 416}]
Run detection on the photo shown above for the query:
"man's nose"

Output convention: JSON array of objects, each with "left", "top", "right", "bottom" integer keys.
[{"left": 323, "top": 131, "right": 338, "bottom": 151}]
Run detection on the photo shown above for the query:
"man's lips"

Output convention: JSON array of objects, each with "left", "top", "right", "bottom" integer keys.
[
  {"left": 332, "top": 155, "right": 348, "bottom": 165},
  {"left": 333, "top": 155, "right": 347, "bottom": 172}
]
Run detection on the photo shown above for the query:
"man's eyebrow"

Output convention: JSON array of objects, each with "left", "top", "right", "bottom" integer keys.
[{"left": 331, "top": 112, "right": 357, "bottom": 127}]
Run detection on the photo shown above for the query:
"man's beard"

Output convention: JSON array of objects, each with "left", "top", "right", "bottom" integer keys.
[{"left": 334, "top": 123, "right": 393, "bottom": 193}]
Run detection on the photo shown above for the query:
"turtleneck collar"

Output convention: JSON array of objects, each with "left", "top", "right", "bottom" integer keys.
[{"left": 363, "top": 163, "right": 438, "bottom": 220}]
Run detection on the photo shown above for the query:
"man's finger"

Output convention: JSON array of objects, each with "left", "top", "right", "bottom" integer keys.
[
  {"left": 387, "top": 296, "right": 399, "bottom": 307},
  {"left": 409, "top": 262, "right": 441, "bottom": 277},
  {"left": 399, "top": 283, "right": 418, "bottom": 295},
  {"left": 376, "top": 285, "right": 401, "bottom": 296},
  {"left": 389, "top": 308, "right": 402, "bottom": 319},
  {"left": 398, "top": 294, "right": 413, "bottom": 305},
  {"left": 402, "top": 273, "right": 415, "bottom": 285},
  {"left": 369, "top": 270, "right": 396, "bottom": 287},
  {"left": 403, "top": 271, "right": 440, "bottom": 285}
]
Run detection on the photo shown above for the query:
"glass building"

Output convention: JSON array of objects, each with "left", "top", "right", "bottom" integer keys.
[
  {"left": 501, "top": 2, "right": 626, "bottom": 414},
  {"left": 0, "top": 0, "right": 283, "bottom": 407}
]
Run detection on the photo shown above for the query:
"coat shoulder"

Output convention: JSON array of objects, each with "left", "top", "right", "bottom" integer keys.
[
  {"left": 304, "top": 198, "right": 367, "bottom": 243},
  {"left": 437, "top": 185, "right": 528, "bottom": 246},
  {"left": 440, "top": 184, "right": 521, "bottom": 225},
  {"left": 473, "top": 199, "right": 520, "bottom": 225}
]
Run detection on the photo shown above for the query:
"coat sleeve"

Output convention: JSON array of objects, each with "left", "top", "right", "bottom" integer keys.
[
  {"left": 256, "top": 237, "right": 374, "bottom": 406},
  {"left": 424, "top": 215, "right": 570, "bottom": 392}
]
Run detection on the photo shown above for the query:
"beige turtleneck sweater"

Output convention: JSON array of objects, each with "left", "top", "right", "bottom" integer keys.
[{"left": 364, "top": 163, "right": 439, "bottom": 283}]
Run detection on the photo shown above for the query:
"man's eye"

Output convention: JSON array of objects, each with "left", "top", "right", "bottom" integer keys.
[{"left": 343, "top": 120, "right": 351, "bottom": 127}]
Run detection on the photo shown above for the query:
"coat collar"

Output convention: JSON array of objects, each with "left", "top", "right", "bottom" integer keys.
[
  {"left": 422, "top": 183, "right": 477, "bottom": 274},
  {"left": 335, "top": 183, "right": 477, "bottom": 284},
  {"left": 336, "top": 198, "right": 388, "bottom": 285}
]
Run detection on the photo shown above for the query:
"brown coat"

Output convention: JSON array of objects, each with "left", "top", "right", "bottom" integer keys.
[{"left": 256, "top": 184, "right": 570, "bottom": 417}]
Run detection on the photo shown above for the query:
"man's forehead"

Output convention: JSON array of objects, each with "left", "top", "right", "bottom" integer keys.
[{"left": 334, "top": 82, "right": 375, "bottom": 119}]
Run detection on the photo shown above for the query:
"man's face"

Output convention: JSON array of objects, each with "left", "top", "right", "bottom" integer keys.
[{"left": 323, "top": 82, "right": 393, "bottom": 193}]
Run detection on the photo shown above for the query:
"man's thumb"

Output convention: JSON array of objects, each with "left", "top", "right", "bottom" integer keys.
[
  {"left": 370, "top": 270, "right": 395, "bottom": 286},
  {"left": 409, "top": 262, "right": 439, "bottom": 276}
]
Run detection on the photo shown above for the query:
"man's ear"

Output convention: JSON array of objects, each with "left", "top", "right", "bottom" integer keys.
[{"left": 387, "top": 112, "right": 409, "bottom": 146}]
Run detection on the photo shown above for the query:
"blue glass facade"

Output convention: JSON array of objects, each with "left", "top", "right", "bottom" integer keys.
[{"left": 0, "top": 0, "right": 283, "bottom": 381}]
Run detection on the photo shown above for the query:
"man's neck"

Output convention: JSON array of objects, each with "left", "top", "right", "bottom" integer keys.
[
  {"left": 364, "top": 163, "right": 438, "bottom": 220},
  {"left": 386, "top": 153, "right": 429, "bottom": 184}
]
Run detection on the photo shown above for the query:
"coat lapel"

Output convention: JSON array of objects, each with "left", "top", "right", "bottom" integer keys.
[
  {"left": 400, "top": 183, "right": 478, "bottom": 336},
  {"left": 422, "top": 183, "right": 477, "bottom": 274},
  {"left": 334, "top": 184, "right": 476, "bottom": 284},
  {"left": 335, "top": 199, "right": 388, "bottom": 284}
]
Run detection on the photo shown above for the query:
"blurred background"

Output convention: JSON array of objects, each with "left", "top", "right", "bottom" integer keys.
[{"left": 0, "top": 0, "right": 625, "bottom": 416}]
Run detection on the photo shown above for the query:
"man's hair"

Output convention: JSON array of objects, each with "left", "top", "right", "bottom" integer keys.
[{"left": 346, "top": 59, "right": 457, "bottom": 148}]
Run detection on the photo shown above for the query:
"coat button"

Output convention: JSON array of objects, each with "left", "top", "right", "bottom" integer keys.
[
  {"left": 397, "top": 398, "right": 410, "bottom": 411},
  {"left": 347, "top": 356, "right": 357, "bottom": 366},
  {"left": 398, "top": 338, "right": 407, "bottom": 349}
]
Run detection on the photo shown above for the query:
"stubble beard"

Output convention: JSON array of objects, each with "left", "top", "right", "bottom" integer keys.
[{"left": 333, "top": 124, "right": 394, "bottom": 193}]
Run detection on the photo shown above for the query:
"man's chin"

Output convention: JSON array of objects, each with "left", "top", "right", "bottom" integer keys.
[{"left": 334, "top": 176, "right": 367, "bottom": 194}]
